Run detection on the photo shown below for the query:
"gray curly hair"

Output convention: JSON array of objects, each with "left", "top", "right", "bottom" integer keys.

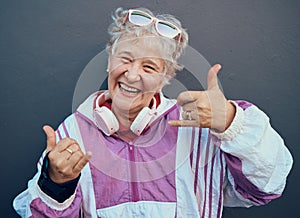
[{"left": 106, "top": 7, "right": 189, "bottom": 79}]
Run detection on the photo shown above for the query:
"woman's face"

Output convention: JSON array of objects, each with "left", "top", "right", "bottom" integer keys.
[{"left": 107, "top": 36, "right": 167, "bottom": 115}]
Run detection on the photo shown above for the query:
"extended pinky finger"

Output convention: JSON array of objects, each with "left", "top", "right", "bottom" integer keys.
[
  {"left": 168, "top": 120, "right": 199, "bottom": 127},
  {"left": 73, "top": 151, "right": 92, "bottom": 174}
]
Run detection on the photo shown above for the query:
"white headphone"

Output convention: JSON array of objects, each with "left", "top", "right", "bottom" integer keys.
[{"left": 93, "top": 91, "right": 157, "bottom": 136}]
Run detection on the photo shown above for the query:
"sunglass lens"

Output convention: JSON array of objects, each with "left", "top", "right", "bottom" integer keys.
[
  {"left": 129, "top": 11, "right": 152, "bottom": 26},
  {"left": 157, "top": 21, "right": 179, "bottom": 38}
]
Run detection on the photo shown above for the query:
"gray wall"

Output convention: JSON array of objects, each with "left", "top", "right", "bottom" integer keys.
[{"left": 1, "top": 0, "right": 298, "bottom": 217}]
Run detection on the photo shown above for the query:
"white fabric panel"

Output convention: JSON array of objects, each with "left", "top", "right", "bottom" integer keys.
[{"left": 96, "top": 201, "right": 176, "bottom": 218}]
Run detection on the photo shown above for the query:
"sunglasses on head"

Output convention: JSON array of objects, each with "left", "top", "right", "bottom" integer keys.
[{"left": 125, "top": 9, "right": 182, "bottom": 41}]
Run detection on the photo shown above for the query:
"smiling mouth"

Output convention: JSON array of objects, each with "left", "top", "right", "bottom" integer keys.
[{"left": 119, "top": 82, "right": 141, "bottom": 95}]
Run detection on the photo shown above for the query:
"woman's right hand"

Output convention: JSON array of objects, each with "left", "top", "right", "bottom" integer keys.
[{"left": 43, "top": 125, "right": 92, "bottom": 184}]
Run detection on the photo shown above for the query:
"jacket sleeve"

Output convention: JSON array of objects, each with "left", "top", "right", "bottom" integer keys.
[
  {"left": 211, "top": 100, "right": 293, "bottom": 207},
  {"left": 13, "top": 115, "right": 83, "bottom": 218}
]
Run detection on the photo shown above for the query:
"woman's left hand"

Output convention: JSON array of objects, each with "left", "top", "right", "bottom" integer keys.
[{"left": 168, "top": 64, "right": 235, "bottom": 132}]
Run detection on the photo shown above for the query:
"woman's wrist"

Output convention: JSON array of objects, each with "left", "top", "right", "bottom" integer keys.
[{"left": 225, "top": 101, "right": 236, "bottom": 131}]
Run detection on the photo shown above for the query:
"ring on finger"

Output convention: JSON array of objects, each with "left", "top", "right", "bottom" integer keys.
[
  {"left": 185, "top": 111, "right": 193, "bottom": 121},
  {"left": 66, "top": 148, "right": 73, "bottom": 154}
]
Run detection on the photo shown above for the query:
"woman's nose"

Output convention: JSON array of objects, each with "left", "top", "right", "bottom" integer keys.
[{"left": 125, "top": 64, "right": 141, "bottom": 82}]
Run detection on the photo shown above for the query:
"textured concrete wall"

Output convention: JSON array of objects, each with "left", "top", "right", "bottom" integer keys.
[{"left": 1, "top": 0, "right": 298, "bottom": 217}]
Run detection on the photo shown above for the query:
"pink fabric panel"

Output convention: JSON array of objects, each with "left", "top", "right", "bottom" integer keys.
[
  {"left": 29, "top": 188, "right": 82, "bottom": 218},
  {"left": 75, "top": 106, "right": 180, "bottom": 209}
]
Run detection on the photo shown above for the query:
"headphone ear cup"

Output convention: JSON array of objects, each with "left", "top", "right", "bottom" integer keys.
[
  {"left": 130, "top": 107, "right": 154, "bottom": 135},
  {"left": 93, "top": 107, "right": 119, "bottom": 136}
]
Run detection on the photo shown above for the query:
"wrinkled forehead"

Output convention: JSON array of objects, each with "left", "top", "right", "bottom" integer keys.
[{"left": 112, "top": 34, "right": 175, "bottom": 61}]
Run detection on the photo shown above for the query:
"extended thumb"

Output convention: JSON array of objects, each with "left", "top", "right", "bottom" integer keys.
[
  {"left": 207, "top": 64, "right": 221, "bottom": 89},
  {"left": 43, "top": 125, "right": 56, "bottom": 152}
]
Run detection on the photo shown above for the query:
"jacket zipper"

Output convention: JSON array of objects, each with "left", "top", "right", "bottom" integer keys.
[{"left": 128, "top": 141, "right": 138, "bottom": 202}]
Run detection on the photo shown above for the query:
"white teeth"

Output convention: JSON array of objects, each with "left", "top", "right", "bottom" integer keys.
[{"left": 120, "top": 83, "right": 140, "bottom": 93}]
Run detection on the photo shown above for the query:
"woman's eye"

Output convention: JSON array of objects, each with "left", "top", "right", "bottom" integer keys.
[
  {"left": 144, "top": 65, "right": 156, "bottom": 72},
  {"left": 121, "top": 57, "right": 132, "bottom": 62}
]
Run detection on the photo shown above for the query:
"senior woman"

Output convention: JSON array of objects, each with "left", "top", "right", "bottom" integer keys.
[{"left": 14, "top": 7, "right": 292, "bottom": 218}]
